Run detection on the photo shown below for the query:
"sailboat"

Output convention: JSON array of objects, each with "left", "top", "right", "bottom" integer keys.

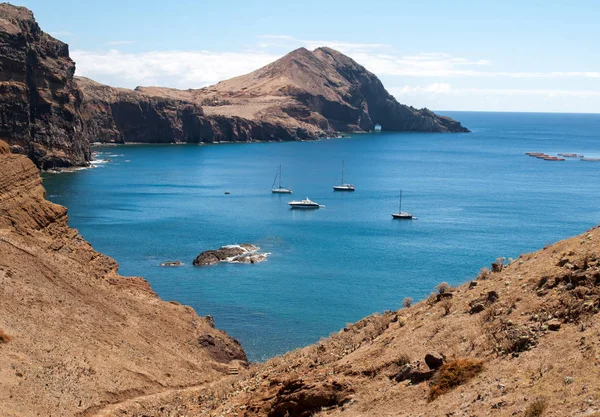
[
  {"left": 333, "top": 160, "right": 355, "bottom": 191},
  {"left": 271, "top": 165, "right": 292, "bottom": 194},
  {"left": 392, "top": 190, "right": 413, "bottom": 219}
]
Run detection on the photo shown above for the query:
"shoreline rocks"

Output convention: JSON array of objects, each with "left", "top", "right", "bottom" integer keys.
[{"left": 193, "top": 244, "right": 268, "bottom": 266}]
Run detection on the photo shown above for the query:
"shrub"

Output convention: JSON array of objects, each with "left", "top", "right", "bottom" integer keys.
[
  {"left": 428, "top": 358, "right": 484, "bottom": 401},
  {"left": 402, "top": 297, "right": 413, "bottom": 308},
  {"left": 435, "top": 282, "right": 451, "bottom": 295},
  {"left": 0, "top": 329, "right": 11, "bottom": 344},
  {"left": 524, "top": 398, "right": 548, "bottom": 417},
  {"left": 478, "top": 267, "right": 491, "bottom": 280}
]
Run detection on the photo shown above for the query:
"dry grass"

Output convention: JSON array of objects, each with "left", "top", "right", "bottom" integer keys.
[
  {"left": 435, "top": 282, "right": 451, "bottom": 295},
  {"left": 0, "top": 329, "right": 11, "bottom": 344},
  {"left": 428, "top": 358, "right": 484, "bottom": 401},
  {"left": 524, "top": 398, "right": 548, "bottom": 417}
]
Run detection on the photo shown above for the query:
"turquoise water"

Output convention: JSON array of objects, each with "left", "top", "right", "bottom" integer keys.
[{"left": 43, "top": 112, "right": 600, "bottom": 362}]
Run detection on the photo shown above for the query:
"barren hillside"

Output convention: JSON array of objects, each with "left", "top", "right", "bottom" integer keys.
[
  {"left": 0, "top": 139, "right": 246, "bottom": 417},
  {"left": 95, "top": 226, "right": 600, "bottom": 417}
]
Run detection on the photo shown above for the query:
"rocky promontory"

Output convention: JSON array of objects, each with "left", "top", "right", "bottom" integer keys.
[{"left": 0, "top": 4, "right": 468, "bottom": 169}]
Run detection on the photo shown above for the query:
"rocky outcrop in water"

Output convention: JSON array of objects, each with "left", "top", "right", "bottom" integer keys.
[
  {"left": 0, "top": 4, "right": 90, "bottom": 169},
  {"left": 193, "top": 243, "right": 268, "bottom": 266},
  {"left": 0, "top": 139, "right": 246, "bottom": 416}
]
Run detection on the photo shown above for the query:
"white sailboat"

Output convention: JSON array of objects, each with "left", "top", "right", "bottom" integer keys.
[
  {"left": 392, "top": 190, "right": 413, "bottom": 219},
  {"left": 333, "top": 160, "right": 355, "bottom": 191},
  {"left": 271, "top": 165, "right": 292, "bottom": 194}
]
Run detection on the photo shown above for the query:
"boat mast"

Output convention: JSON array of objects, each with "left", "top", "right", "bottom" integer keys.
[
  {"left": 399, "top": 190, "right": 402, "bottom": 213},
  {"left": 279, "top": 165, "right": 282, "bottom": 189},
  {"left": 272, "top": 166, "right": 279, "bottom": 189},
  {"left": 341, "top": 160, "right": 344, "bottom": 184}
]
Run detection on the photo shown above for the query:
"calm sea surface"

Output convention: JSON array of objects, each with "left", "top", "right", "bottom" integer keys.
[{"left": 43, "top": 112, "right": 600, "bottom": 361}]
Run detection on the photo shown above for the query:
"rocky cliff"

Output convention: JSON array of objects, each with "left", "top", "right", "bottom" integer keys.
[
  {"left": 0, "top": 140, "right": 246, "bottom": 417},
  {"left": 134, "top": 47, "right": 469, "bottom": 141},
  {"left": 0, "top": 4, "right": 89, "bottom": 169},
  {"left": 79, "top": 46, "right": 468, "bottom": 146},
  {"left": 77, "top": 76, "right": 311, "bottom": 144}
]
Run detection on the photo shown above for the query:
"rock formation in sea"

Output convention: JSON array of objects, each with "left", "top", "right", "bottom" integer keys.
[
  {"left": 193, "top": 243, "right": 268, "bottom": 266},
  {"left": 0, "top": 4, "right": 90, "bottom": 169},
  {"left": 0, "top": 139, "right": 246, "bottom": 416}
]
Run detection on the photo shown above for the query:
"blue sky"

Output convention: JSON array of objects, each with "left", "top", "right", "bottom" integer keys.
[{"left": 17, "top": 0, "right": 600, "bottom": 112}]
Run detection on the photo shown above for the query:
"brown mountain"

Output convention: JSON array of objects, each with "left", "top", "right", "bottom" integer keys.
[
  {"left": 79, "top": 47, "right": 468, "bottom": 147},
  {"left": 135, "top": 47, "right": 469, "bottom": 138},
  {"left": 0, "top": 4, "right": 89, "bottom": 169}
]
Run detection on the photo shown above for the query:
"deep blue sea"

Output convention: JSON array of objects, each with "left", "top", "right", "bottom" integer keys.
[{"left": 42, "top": 111, "right": 600, "bottom": 362}]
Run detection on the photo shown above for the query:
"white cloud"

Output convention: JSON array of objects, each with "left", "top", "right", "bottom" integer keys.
[
  {"left": 105, "top": 40, "right": 136, "bottom": 46},
  {"left": 258, "top": 36, "right": 600, "bottom": 79},
  {"left": 393, "top": 84, "right": 600, "bottom": 98},
  {"left": 72, "top": 49, "right": 279, "bottom": 89},
  {"left": 389, "top": 83, "right": 600, "bottom": 113}
]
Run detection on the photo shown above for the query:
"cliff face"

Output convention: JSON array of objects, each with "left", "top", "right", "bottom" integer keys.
[
  {"left": 0, "top": 140, "right": 246, "bottom": 417},
  {"left": 77, "top": 76, "right": 312, "bottom": 144},
  {"left": 0, "top": 4, "right": 89, "bottom": 169}
]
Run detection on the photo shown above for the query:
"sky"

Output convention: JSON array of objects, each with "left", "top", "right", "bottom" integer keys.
[{"left": 15, "top": 0, "right": 600, "bottom": 113}]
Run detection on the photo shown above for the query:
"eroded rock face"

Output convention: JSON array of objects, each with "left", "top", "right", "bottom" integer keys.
[
  {"left": 0, "top": 4, "right": 90, "bottom": 169},
  {"left": 77, "top": 76, "right": 318, "bottom": 144}
]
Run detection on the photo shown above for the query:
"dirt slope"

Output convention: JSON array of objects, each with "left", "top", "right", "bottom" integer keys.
[{"left": 0, "top": 140, "right": 246, "bottom": 417}]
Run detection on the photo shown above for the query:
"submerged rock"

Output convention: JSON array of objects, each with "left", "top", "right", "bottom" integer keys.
[
  {"left": 193, "top": 244, "right": 268, "bottom": 266},
  {"left": 160, "top": 261, "right": 183, "bottom": 267}
]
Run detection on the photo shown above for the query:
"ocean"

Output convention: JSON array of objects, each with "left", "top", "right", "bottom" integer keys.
[{"left": 42, "top": 111, "right": 600, "bottom": 361}]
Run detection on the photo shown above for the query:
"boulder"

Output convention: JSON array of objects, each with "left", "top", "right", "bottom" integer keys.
[
  {"left": 393, "top": 362, "right": 435, "bottom": 384},
  {"left": 547, "top": 319, "right": 562, "bottom": 331},
  {"left": 469, "top": 303, "right": 485, "bottom": 314},
  {"left": 424, "top": 352, "right": 446, "bottom": 370}
]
